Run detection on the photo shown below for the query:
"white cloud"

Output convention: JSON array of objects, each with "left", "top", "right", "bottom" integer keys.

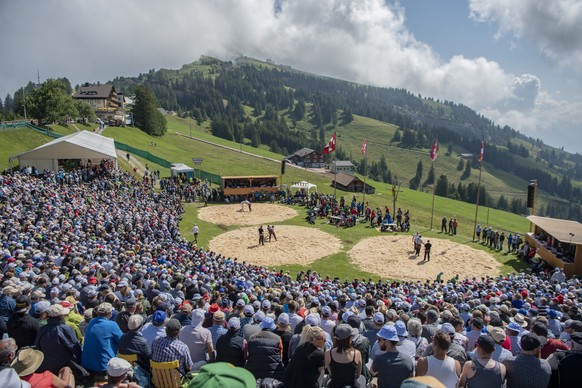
[
  {"left": 469, "top": 0, "right": 582, "bottom": 69},
  {"left": 0, "top": 0, "right": 580, "bottom": 150}
]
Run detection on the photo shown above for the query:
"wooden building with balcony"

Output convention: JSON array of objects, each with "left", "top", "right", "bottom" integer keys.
[{"left": 526, "top": 215, "right": 582, "bottom": 277}]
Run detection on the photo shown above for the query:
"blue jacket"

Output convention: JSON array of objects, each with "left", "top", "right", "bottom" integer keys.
[
  {"left": 0, "top": 295, "right": 15, "bottom": 323},
  {"left": 81, "top": 316, "right": 123, "bottom": 372}
]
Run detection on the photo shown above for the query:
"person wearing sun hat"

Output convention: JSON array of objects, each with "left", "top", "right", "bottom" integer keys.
[
  {"left": 370, "top": 324, "right": 414, "bottom": 388},
  {"left": 12, "top": 347, "right": 75, "bottom": 388},
  {"left": 35, "top": 304, "right": 82, "bottom": 375}
]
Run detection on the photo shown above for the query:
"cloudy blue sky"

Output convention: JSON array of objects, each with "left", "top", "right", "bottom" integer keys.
[{"left": 1, "top": 0, "right": 581, "bottom": 152}]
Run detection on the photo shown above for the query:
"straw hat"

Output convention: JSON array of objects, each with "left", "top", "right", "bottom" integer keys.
[{"left": 11, "top": 348, "right": 44, "bottom": 376}]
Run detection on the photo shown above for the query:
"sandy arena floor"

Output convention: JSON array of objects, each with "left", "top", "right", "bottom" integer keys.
[
  {"left": 208, "top": 225, "right": 343, "bottom": 267},
  {"left": 200, "top": 204, "right": 501, "bottom": 279},
  {"left": 348, "top": 235, "right": 501, "bottom": 281},
  {"left": 197, "top": 203, "right": 298, "bottom": 226}
]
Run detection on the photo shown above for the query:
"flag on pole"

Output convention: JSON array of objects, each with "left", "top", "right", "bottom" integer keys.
[
  {"left": 478, "top": 140, "right": 484, "bottom": 162},
  {"left": 322, "top": 132, "right": 336, "bottom": 154},
  {"left": 361, "top": 138, "right": 367, "bottom": 156},
  {"left": 430, "top": 140, "right": 438, "bottom": 161}
]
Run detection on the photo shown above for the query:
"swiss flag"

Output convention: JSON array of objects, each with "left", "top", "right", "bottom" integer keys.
[
  {"left": 430, "top": 140, "right": 438, "bottom": 161},
  {"left": 479, "top": 140, "right": 484, "bottom": 162},
  {"left": 361, "top": 138, "right": 367, "bottom": 156},
  {"left": 322, "top": 132, "right": 336, "bottom": 154}
]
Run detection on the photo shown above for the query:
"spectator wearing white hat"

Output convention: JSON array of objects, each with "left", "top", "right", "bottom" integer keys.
[
  {"left": 118, "top": 314, "right": 151, "bottom": 373},
  {"left": 179, "top": 309, "right": 214, "bottom": 372},
  {"left": 321, "top": 306, "right": 336, "bottom": 337},
  {"left": 0, "top": 286, "right": 16, "bottom": 325},
  {"left": 104, "top": 357, "right": 140, "bottom": 388},
  {"left": 35, "top": 304, "right": 82, "bottom": 375},
  {"left": 273, "top": 313, "right": 293, "bottom": 366}
]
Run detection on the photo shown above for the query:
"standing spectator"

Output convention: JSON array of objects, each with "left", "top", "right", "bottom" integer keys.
[
  {"left": 216, "top": 317, "right": 246, "bottom": 367},
  {"left": 441, "top": 216, "right": 448, "bottom": 233},
  {"left": 416, "top": 331, "right": 461, "bottom": 388},
  {"left": 503, "top": 333, "right": 551, "bottom": 388},
  {"left": 370, "top": 325, "right": 414, "bottom": 387},
  {"left": 7, "top": 295, "right": 39, "bottom": 348},
  {"left": 35, "top": 304, "right": 82, "bottom": 375},
  {"left": 459, "top": 334, "right": 505, "bottom": 387},
  {"left": 283, "top": 326, "right": 326, "bottom": 388},
  {"left": 325, "top": 323, "right": 365, "bottom": 388},
  {"left": 152, "top": 319, "right": 193, "bottom": 375},
  {"left": 179, "top": 309, "right": 214, "bottom": 372},
  {"left": 81, "top": 303, "right": 123, "bottom": 375},
  {"left": 192, "top": 224, "right": 199, "bottom": 244}
]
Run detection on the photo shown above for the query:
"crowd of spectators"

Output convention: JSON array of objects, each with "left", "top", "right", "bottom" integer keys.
[{"left": 0, "top": 167, "right": 581, "bottom": 387}]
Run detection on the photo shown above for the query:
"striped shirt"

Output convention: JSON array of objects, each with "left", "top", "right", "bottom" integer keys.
[{"left": 152, "top": 336, "right": 193, "bottom": 374}]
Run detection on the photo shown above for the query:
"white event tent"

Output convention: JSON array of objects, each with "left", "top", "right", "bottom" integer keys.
[
  {"left": 290, "top": 180, "right": 317, "bottom": 193},
  {"left": 11, "top": 130, "right": 117, "bottom": 172}
]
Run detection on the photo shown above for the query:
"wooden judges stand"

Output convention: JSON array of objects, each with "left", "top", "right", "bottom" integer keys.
[{"left": 526, "top": 215, "right": 582, "bottom": 277}]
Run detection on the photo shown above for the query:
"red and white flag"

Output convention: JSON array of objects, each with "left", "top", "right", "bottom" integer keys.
[
  {"left": 430, "top": 140, "right": 438, "bottom": 161},
  {"left": 478, "top": 140, "right": 484, "bottom": 162},
  {"left": 322, "top": 132, "right": 336, "bottom": 154},
  {"left": 361, "top": 138, "right": 367, "bottom": 156}
]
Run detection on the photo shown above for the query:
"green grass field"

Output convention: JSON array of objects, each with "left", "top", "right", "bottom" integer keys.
[
  {"left": 102, "top": 118, "right": 530, "bottom": 280},
  {"left": 2, "top": 120, "right": 531, "bottom": 280}
]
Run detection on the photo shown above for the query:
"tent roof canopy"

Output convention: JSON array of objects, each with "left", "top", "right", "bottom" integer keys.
[
  {"left": 171, "top": 163, "right": 194, "bottom": 173},
  {"left": 290, "top": 181, "right": 317, "bottom": 190},
  {"left": 14, "top": 130, "right": 116, "bottom": 161}
]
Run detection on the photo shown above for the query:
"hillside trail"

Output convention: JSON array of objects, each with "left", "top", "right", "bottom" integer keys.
[{"left": 174, "top": 131, "right": 330, "bottom": 177}]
